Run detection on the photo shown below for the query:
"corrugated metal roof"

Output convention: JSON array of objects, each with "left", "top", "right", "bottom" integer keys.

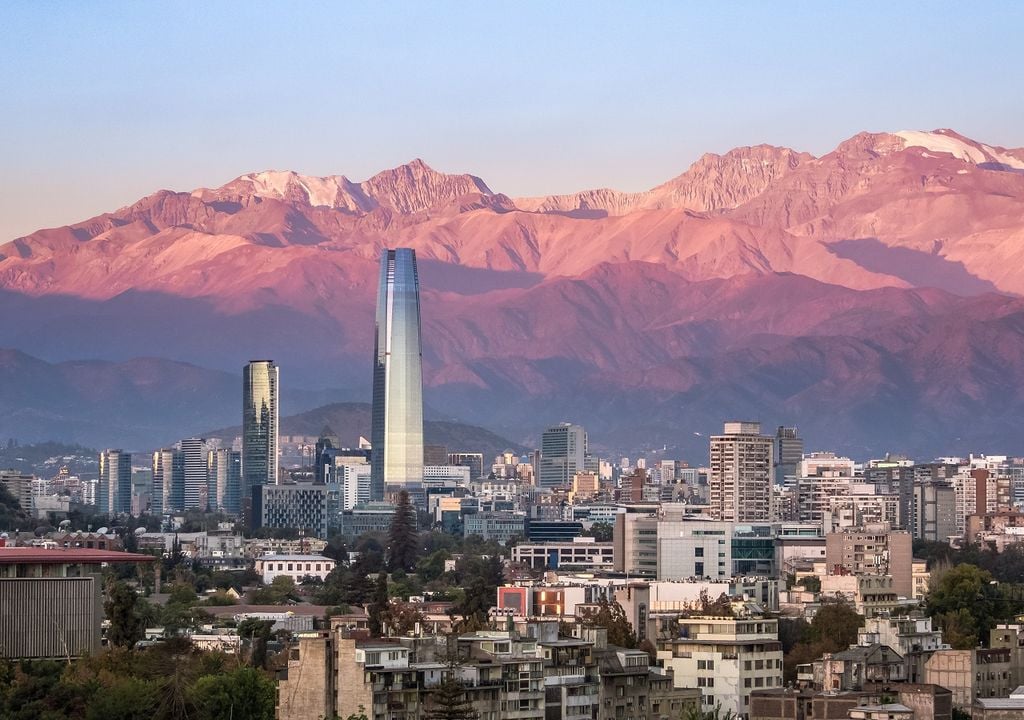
[{"left": 0, "top": 548, "right": 155, "bottom": 565}]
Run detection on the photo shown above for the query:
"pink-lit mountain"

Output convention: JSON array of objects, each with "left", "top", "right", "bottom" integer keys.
[{"left": 3, "top": 128, "right": 1024, "bottom": 456}]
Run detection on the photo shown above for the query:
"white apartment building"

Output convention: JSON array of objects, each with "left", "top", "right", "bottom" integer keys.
[
  {"left": 256, "top": 553, "right": 336, "bottom": 583},
  {"left": 658, "top": 613, "right": 783, "bottom": 717}
]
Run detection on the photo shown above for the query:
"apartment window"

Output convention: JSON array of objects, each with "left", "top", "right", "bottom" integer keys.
[
  {"left": 707, "top": 660, "right": 714, "bottom": 670},
  {"left": 744, "top": 661, "right": 752, "bottom": 671},
  {"left": 287, "top": 563, "right": 293, "bottom": 571},
  {"left": 755, "top": 660, "right": 764, "bottom": 670},
  {"left": 695, "top": 547, "right": 704, "bottom": 557},
  {"left": 744, "top": 678, "right": 751, "bottom": 688},
  {"left": 755, "top": 677, "right": 763, "bottom": 687}
]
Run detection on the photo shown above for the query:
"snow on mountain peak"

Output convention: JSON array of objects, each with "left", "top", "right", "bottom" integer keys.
[{"left": 894, "top": 130, "right": 1024, "bottom": 170}]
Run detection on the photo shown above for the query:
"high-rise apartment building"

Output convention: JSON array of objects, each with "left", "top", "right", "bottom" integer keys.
[
  {"left": 97, "top": 449, "right": 132, "bottom": 516},
  {"left": 539, "top": 423, "right": 587, "bottom": 488},
  {"left": 242, "top": 360, "right": 279, "bottom": 500},
  {"left": 709, "top": 422, "right": 774, "bottom": 522},
  {"left": 370, "top": 248, "right": 424, "bottom": 499},
  {"left": 207, "top": 448, "right": 241, "bottom": 516}
]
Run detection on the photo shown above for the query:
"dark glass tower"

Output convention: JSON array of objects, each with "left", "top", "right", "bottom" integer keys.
[
  {"left": 242, "top": 360, "right": 279, "bottom": 502},
  {"left": 370, "top": 248, "right": 424, "bottom": 500}
]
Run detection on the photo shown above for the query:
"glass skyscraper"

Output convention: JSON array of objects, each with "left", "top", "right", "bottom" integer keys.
[
  {"left": 243, "top": 360, "right": 279, "bottom": 501},
  {"left": 370, "top": 248, "right": 424, "bottom": 499}
]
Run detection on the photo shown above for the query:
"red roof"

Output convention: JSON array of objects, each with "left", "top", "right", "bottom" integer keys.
[{"left": 0, "top": 547, "right": 156, "bottom": 565}]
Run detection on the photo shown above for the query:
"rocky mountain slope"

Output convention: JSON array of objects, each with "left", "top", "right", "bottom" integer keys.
[{"left": 3, "top": 128, "right": 1024, "bottom": 457}]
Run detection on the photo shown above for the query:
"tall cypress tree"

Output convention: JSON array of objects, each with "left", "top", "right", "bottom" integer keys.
[
  {"left": 105, "top": 580, "right": 144, "bottom": 648},
  {"left": 368, "top": 573, "right": 390, "bottom": 637},
  {"left": 424, "top": 674, "right": 479, "bottom": 720},
  {"left": 387, "top": 490, "right": 419, "bottom": 572}
]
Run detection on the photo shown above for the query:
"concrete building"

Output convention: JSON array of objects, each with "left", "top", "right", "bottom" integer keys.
[
  {"left": 0, "top": 547, "right": 154, "bottom": 659},
  {"left": 825, "top": 523, "right": 914, "bottom": 599},
  {"left": 925, "top": 648, "right": 1016, "bottom": 712},
  {"left": 339, "top": 502, "right": 398, "bottom": 536},
  {"left": 512, "top": 537, "right": 614, "bottom": 572},
  {"left": 449, "top": 452, "right": 485, "bottom": 481},
  {"left": 0, "top": 470, "right": 34, "bottom": 517},
  {"left": 709, "top": 421, "right": 774, "bottom": 523},
  {"left": 539, "top": 423, "right": 587, "bottom": 489},
  {"left": 178, "top": 437, "right": 213, "bottom": 510},
  {"left": 658, "top": 612, "right": 784, "bottom": 717},
  {"left": 913, "top": 480, "right": 957, "bottom": 542},
  {"left": 749, "top": 684, "right": 953, "bottom": 720},
  {"left": 255, "top": 553, "right": 335, "bottom": 583},
  {"left": 464, "top": 512, "right": 525, "bottom": 543}
]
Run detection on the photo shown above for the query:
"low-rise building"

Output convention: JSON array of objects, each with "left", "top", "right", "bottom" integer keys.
[
  {"left": 255, "top": 553, "right": 335, "bottom": 584},
  {"left": 464, "top": 512, "right": 525, "bottom": 543},
  {"left": 511, "top": 537, "right": 613, "bottom": 572},
  {"left": 0, "top": 547, "right": 154, "bottom": 659}
]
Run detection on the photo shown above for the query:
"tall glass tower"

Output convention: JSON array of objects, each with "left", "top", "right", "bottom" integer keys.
[
  {"left": 370, "top": 248, "right": 424, "bottom": 499},
  {"left": 243, "top": 360, "right": 279, "bottom": 502}
]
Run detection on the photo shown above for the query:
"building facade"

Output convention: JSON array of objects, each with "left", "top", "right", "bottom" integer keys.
[
  {"left": 370, "top": 248, "right": 425, "bottom": 499},
  {"left": 709, "top": 422, "right": 774, "bottom": 523},
  {"left": 242, "top": 359, "right": 279, "bottom": 501},
  {"left": 539, "top": 423, "right": 587, "bottom": 489}
]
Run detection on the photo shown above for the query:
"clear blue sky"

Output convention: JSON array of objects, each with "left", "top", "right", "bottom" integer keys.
[{"left": 3, "top": 1, "right": 1023, "bottom": 239}]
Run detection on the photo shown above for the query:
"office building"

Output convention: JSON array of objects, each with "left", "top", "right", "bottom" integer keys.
[
  {"left": 242, "top": 359, "right": 279, "bottom": 499},
  {"left": 539, "top": 423, "right": 587, "bottom": 488},
  {"left": 97, "top": 449, "right": 132, "bottom": 516},
  {"left": 775, "top": 426, "right": 804, "bottom": 485},
  {"left": 254, "top": 483, "right": 341, "bottom": 539},
  {"left": 178, "top": 437, "right": 212, "bottom": 510},
  {"left": 512, "top": 537, "right": 614, "bottom": 572},
  {"left": 370, "top": 248, "right": 424, "bottom": 498},
  {"left": 709, "top": 422, "right": 774, "bottom": 522},
  {"left": 449, "top": 452, "right": 485, "bottom": 481},
  {"left": 151, "top": 448, "right": 183, "bottom": 515},
  {"left": 207, "top": 448, "right": 241, "bottom": 515},
  {"left": 337, "top": 462, "right": 372, "bottom": 510}
]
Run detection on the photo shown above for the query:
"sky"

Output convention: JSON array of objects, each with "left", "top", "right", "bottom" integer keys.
[{"left": 2, "top": 1, "right": 1023, "bottom": 240}]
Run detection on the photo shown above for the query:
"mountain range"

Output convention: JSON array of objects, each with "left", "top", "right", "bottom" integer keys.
[{"left": 3, "top": 128, "right": 1024, "bottom": 459}]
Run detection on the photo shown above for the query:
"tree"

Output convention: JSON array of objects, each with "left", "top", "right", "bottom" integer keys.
[
  {"left": 424, "top": 674, "right": 479, "bottom": 720},
  {"left": 450, "top": 575, "right": 493, "bottom": 631},
  {"left": 190, "top": 667, "right": 276, "bottom": 720},
  {"left": 580, "top": 597, "right": 637, "bottom": 648},
  {"left": 682, "top": 703, "right": 736, "bottom": 720},
  {"left": 85, "top": 677, "right": 157, "bottom": 720},
  {"left": 237, "top": 618, "right": 274, "bottom": 668},
  {"left": 369, "top": 573, "right": 390, "bottom": 637},
  {"left": 388, "top": 490, "right": 419, "bottom": 572},
  {"left": 583, "top": 521, "right": 613, "bottom": 542},
  {"left": 928, "top": 563, "right": 1009, "bottom": 648},
  {"left": 106, "top": 580, "right": 145, "bottom": 648}
]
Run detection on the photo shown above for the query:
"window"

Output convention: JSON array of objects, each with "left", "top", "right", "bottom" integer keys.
[
  {"left": 744, "top": 678, "right": 751, "bottom": 688},
  {"left": 755, "top": 677, "right": 763, "bottom": 687},
  {"left": 744, "top": 661, "right": 752, "bottom": 671},
  {"left": 695, "top": 547, "right": 704, "bottom": 557}
]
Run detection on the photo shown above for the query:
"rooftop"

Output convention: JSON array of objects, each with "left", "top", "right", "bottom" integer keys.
[{"left": 0, "top": 547, "right": 155, "bottom": 565}]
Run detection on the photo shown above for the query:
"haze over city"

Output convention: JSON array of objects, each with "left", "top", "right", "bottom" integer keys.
[{"left": 4, "top": 4, "right": 1024, "bottom": 720}]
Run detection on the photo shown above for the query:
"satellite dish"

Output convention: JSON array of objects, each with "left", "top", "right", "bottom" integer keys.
[
  {"left": 134, "top": 527, "right": 146, "bottom": 536},
  {"left": 59, "top": 519, "right": 72, "bottom": 528},
  {"left": 1, "top": 532, "right": 8, "bottom": 539},
  {"left": 96, "top": 527, "right": 109, "bottom": 535}
]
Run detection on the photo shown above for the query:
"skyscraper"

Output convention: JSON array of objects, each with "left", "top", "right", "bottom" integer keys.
[
  {"left": 774, "top": 426, "right": 803, "bottom": 485},
  {"left": 208, "top": 447, "right": 241, "bottom": 516},
  {"left": 178, "top": 438, "right": 213, "bottom": 510},
  {"left": 709, "top": 421, "right": 774, "bottom": 522},
  {"left": 151, "top": 448, "right": 180, "bottom": 516},
  {"left": 370, "top": 248, "right": 424, "bottom": 499},
  {"left": 243, "top": 360, "right": 279, "bottom": 500},
  {"left": 98, "top": 449, "right": 132, "bottom": 516},
  {"left": 539, "top": 423, "right": 587, "bottom": 488}
]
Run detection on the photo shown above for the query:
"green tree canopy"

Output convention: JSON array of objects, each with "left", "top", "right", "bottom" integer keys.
[
  {"left": 928, "top": 563, "right": 1009, "bottom": 649},
  {"left": 190, "top": 667, "right": 275, "bottom": 720}
]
